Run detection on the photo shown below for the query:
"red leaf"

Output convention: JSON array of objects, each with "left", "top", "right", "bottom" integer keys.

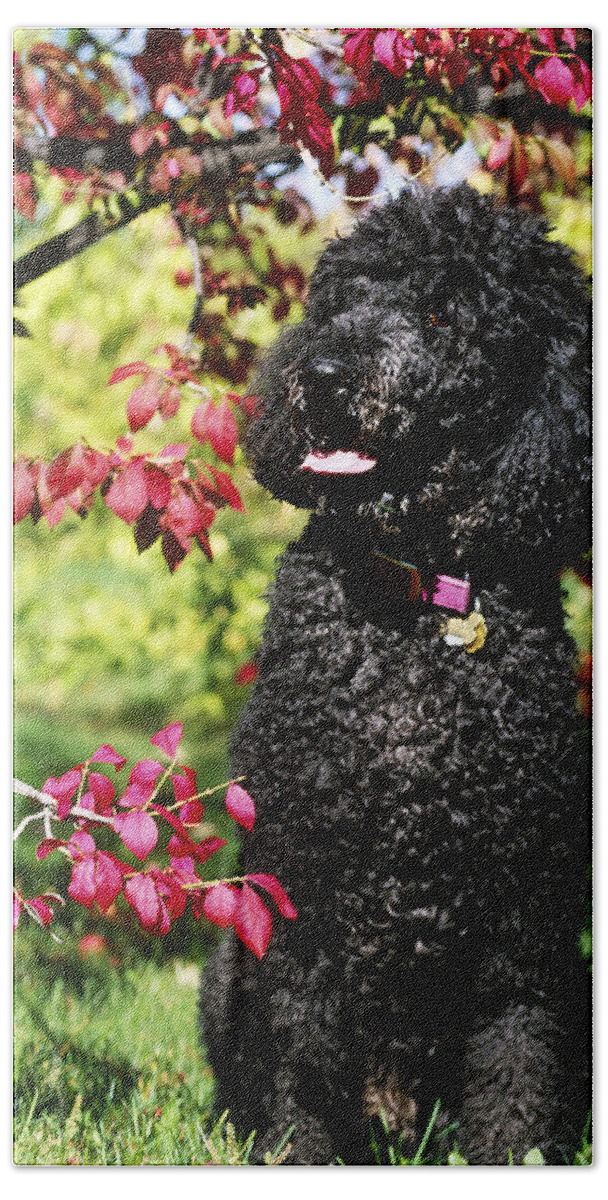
[
  {"left": 194, "top": 835, "right": 227, "bottom": 862},
  {"left": 127, "top": 374, "right": 162, "bottom": 432},
  {"left": 203, "top": 883, "right": 240, "bottom": 928},
  {"left": 246, "top": 873, "right": 298, "bottom": 919},
  {"left": 486, "top": 132, "right": 512, "bottom": 170},
  {"left": 90, "top": 744, "right": 127, "bottom": 771},
  {"left": 233, "top": 883, "right": 272, "bottom": 959},
  {"left": 191, "top": 399, "right": 213, "bottom": 445},
  {"left": 199, "top": 464, "right": 245, "bottom": 512},
  {"left": 36, "top": 838, "right": 65, "bottom": 860},
  {"left": 225, "top": 783, "right": 255, "bottom": 830},
  {"left": 196, "top": 531, "right": 214, "bottom": 561},
  {"left": 114, "top": 810, "right": 159, "bottom": 860},
  {"left": 180, "top": 800, "right": 204, "bottom": 824},
  {"left": 108, "top": 362, "right": 150, "bottom": 385},
  {"left": 27, "top": 897, "right": 54, "bottom": 926},
  {"left": 234, "top": 661, "right": 258, "bottom": 686},
  {"left": 13, "top": 893, "right": 23, "bottom": 930},
  {"left": 570, "top": 57, "right": 592, "bottom": 112},
  {"left": 144, "top": 466, "right": 172, "bottom": 510},
  {"left": 159, "top": 384, "right": 181, "bottom": 419},
  {"left": 13, "top": 459, "right": 35, "bottom": 523},
  {"left": 104, "top": 461, "right": 149, "bottom": 524},
  {"left": 45, "top": 443, "right": 88, "bottom": 500},
  {"left": 163, "top": 487, "right": 205, "bottom": 543},
  {"left": 199, "top": 399, "right": 239, "bottom": 465},
  {"left": 535, "top": 55, "right": 576, "bottom": 107},
  {"left": 151, "top": 722, "right": 183, "bottom": 758}
]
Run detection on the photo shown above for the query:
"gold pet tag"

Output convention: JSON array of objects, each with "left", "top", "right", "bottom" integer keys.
[{"left": 441, "top": 611, "right": 488, "bottom": 654}]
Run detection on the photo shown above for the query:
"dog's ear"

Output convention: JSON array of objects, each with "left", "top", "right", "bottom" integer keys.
[
  {"left": 482, "top": 332, "right": 591, "bottom": 568},
  {"left": 244, "top": 324, "right": 314, "bottom": 505}
]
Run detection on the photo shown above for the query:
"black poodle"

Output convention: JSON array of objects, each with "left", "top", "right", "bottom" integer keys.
[{"left": 201, "top": 184, "right": 591, "bottom": 1165}]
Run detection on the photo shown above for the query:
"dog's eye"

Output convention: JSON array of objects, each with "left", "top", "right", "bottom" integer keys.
[{"left": 429, "top": 312, "right": 449, "bottom": 328}]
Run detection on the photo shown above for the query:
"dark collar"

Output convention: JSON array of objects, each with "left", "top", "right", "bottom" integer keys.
[{"left": 370, "top": 551, "right": 471, "bottom": 613}]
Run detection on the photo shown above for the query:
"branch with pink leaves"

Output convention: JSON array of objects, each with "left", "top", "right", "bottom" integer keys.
[
  {"left": 13, "top": 343, "right": 255, "bottom": 573},
  {"left": 13, "top": 721, "right": 297, "bottom": 959}
]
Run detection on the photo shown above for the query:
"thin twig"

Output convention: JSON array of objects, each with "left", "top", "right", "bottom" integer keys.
[{"left": 13, "top": 777, "right": 115, "bottom": 837}]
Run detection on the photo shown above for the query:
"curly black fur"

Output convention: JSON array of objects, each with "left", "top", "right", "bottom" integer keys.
[{"left": 200, "top": 185, "right": 591, "bottom": 1165}]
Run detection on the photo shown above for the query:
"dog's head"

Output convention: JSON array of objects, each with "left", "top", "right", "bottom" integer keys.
[{"left": 248, "top": 185, "right": 590, "bottom": 575}]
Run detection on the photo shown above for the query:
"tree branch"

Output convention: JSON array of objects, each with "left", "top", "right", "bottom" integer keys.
[{"left": 14, "top": 129, "right": 302, "bottom": 290}]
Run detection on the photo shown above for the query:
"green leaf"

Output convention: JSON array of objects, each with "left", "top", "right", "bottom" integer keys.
[
  {"left": 448, "top": 1145, "right": 468, "bottom": 1164},
  {"left": 523, "top": 1146, "right": 546, "bottom": 1165}
]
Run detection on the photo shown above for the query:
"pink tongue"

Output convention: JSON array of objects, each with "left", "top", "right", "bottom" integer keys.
[{"left": 300, "top": 450, "right": 377, "bottom": 475}]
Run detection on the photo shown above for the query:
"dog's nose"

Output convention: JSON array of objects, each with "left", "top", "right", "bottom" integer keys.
[{"left": 303, "top": 358, "right": 351, "bottom": 405}]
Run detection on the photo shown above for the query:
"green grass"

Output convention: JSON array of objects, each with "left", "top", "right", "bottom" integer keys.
[
  {"left": 13, "top": 931, "right": 296, "bottom": 1165},
  {"left": 13, "top": 927, "right": 592, "bottom": 1165}
]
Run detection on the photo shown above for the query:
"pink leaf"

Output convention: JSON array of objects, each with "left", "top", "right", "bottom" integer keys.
[
  {"left": 535, "top": 55, "right": 576, "bottom": 107},
  {"left": 225, "top": 783, "right": 255, "bottom": 830},
  {"left": 87, "top": 772, "right": 115, "bottom": 812},
  {"left": 69, "top": 857, "right": 96, "bottom": 907},
  {"left": 104, "top": 461, "right": 149, "bottom": 524},
  {"left": 90, "top": 744, "right": 127, "bottom": 771},
  {"left": 486, "top": 133, "right": 513, "bottom": 170},
  {"left": 129, "top": 759, "right": 164, "bottom": 786},
  {"left": 117, "top": 781, "right": 156, "bottom": 808},
  {"left": 172, "top": 767, "right": 198, "bottom": 805},
  {"left": 124, "top": 873, "right": 170, "bottom": 935},
  {"left": 203, "top": 883, "right": 240, "bottom": 928},
  {"left": 246, "top": 873, "right": 298, "bottom": 919},
  {"left": 68, "top": 829, "right": 96, "bottom": 857},
  {"left": 13, "top": 459, "right": 35, "bottom": 523},
  {"left": 233, "top": 883, "right": 272, "bottom": 959},
  {"left": 13, "top": 894, "right": 23, "bottom": 929},
  {"left": 114, "top": 810, "right": 159, "bottom": 861},
  {"left": 537, "top": 29, "right": 556, "bottom": 52},
  {"left": 160, "top": 443, "right": 189, "bottom": 459},
  {"left": 150, "top": 722, "right": 183, "bottom": 758},
  {"left": 145, "top": 466, "right": 172, "bottom": 509},
  {"left": 108, "top": 362, "right": 150, "bottom": 385},
  {"left": 94, "top": 852, "right": 125, "bottom": 912},
  {"left": 42, "top": 768, "right": 82, "bottom": 820},
  {"left": 127, "top": 374, "right": 162, "bottom": 432}
]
